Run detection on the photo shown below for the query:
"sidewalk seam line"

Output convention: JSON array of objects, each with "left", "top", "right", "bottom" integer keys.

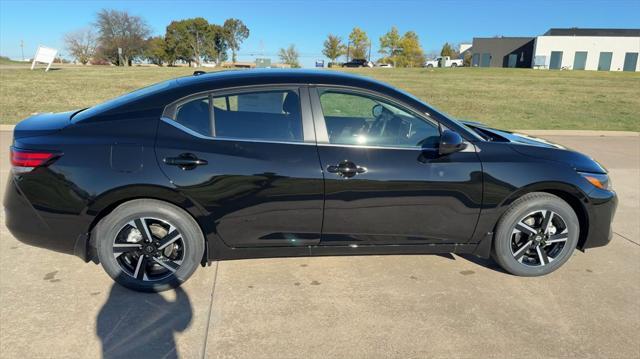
[
  {"left": 614, "top": 231, "right": 640, "bottom": 247},
  {"left": 200, "top": 261, "right": 220, "bottom": 359}
]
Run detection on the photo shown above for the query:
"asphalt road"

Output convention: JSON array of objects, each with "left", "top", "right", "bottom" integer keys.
[{"left": 0, "top": 131, "right": 638, "bottom": 359}]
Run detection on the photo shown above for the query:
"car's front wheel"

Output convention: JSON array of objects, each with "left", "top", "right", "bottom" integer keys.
[
  {"left": 95, "top": 199, "right": 205, "bottom": 292},
  {"left": 492, "top": 192, "right": 579, "bottom": 276}
]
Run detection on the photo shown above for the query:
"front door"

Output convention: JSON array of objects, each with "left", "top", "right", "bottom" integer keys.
[
  {"left": 507, "top": 54, "right": 517, "bottom": 68},
  {"left": 155, "top": 86, "right": 323, "bottom": 248},
  {"left": 310, "top": 88, "right": 482, "bottom": 246}
]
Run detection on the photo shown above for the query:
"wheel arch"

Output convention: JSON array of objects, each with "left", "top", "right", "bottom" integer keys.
[
  {"left": 499, "top": 182, "right": 590, "bottom": 250},
  {"left": 84, "top": 185, "right": 215, "bottom": 265},
  {"left": 474, "top": 181, "right": 591, "bottom": 258}
]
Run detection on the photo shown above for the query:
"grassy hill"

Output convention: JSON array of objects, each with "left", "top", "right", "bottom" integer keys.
[{"left": 0, "top": 64, "right": 638, "bottom": 130}]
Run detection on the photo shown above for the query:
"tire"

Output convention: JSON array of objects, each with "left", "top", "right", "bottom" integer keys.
[
  {"left": 95, "top": 199, "right": 205, "bottom": 292},
  {"left": 451, "top": 63, "right": 458, "bottom": 67},
  {"left": 492, "top": 192, "right": 579, "bottom": 276},
  {"left": 426, "top": 64, "right": 434, "bottom": 68}
]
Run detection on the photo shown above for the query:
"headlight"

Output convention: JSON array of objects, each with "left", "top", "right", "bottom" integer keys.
[{"left": 578, "top": 172, "right": 611, "bottom": 190}]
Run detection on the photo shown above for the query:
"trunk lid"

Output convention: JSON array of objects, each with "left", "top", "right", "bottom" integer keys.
[{"left": 13, "top": 110, "right": 78, "bottom": 139}]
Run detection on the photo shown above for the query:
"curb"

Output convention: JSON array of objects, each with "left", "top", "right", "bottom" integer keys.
[
  {"left": 0, "top": 124, "right": 637, "bottom": 137},
  {"left": 514, "top": 130, "right": 639, "bottom": 137}
]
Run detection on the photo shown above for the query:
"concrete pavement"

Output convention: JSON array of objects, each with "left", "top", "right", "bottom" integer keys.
[{"left": 0, "top": 131, "right": 638, "bottom": 358}]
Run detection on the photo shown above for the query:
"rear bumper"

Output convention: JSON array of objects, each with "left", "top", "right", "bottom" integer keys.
[
  {"left": 581, "top": 187, "right": 618, "bottom": 250},
  {"left": 3, "top": 175, "right": 90, "bottom": 261}
]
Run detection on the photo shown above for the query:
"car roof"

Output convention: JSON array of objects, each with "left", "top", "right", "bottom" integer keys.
[{"left": 174, "top": 69, "right": 392, "bottom": 90}]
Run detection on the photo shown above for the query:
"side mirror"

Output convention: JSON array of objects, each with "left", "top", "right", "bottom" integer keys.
[{"left": 439, "top": 130, "right": 467, "bottom": 155}]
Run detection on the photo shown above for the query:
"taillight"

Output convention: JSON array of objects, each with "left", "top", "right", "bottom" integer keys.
[{"left": 10, "top": 147, "right": 60, "bottom": 171}]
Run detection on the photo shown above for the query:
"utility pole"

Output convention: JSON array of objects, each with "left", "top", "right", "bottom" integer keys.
[{"left": 20, "top": 40, "right": 24, "bottom": 61}]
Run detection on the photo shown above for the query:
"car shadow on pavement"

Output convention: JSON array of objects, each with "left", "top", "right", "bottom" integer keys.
[
  {"left": 96, "top": 283, "right": 192, "bottom": 359},
  {"left": 456, "top": 254, "right": 509, "bottom": 274}
]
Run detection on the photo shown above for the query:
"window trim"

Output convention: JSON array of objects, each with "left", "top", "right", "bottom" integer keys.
[
  {"left": 309, "top": 85, "right": 441, "bottom": 150},
  {"left": 163, "top": 84, "right": 314, "bottom": 144}
]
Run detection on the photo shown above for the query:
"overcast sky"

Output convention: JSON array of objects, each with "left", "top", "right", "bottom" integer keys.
[{"left": 1, "top": 0, "right": 639, "bottom": 67}]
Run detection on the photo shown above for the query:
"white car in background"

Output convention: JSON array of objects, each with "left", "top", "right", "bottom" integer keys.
[{"left": 425, "top": 56, "right": 463, "bottom": 68}]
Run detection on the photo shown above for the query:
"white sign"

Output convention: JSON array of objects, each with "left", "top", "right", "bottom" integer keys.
[{"left": 31, "top": 45, "right": 58, "bottom": 72}]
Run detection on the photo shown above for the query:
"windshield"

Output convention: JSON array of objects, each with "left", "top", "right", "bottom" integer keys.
[{"left": 72, "top": 79, "right": 175, "bottom": 122}]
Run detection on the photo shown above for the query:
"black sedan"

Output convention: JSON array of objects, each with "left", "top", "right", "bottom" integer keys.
[{"left": 4, "top": 70, "right": 617, "bottom": 292}]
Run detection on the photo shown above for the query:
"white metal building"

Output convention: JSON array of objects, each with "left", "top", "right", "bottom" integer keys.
[{"left": 532, "top": 28, "right": 639, "bottom": 71}]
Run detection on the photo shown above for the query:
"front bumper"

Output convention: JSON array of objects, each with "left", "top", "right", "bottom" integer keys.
[{"left": 581, "top": 187, "right": 618, "bottom": 250}]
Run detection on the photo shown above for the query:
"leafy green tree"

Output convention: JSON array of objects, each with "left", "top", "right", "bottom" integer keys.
[
  {"left": 397, "top": 31, "right": 425, "bottom": 67},
  {"left": 322, "top": 34, "right": 346, "bottom": 65},
  {"left": 143, "top": 36, "right": 167, "bottom": 66},
  {"left": 223, "top": 18, "right": 249, "bottom": 63},
  {"left": 440, "top": 42, "right": 456, "bottom": 58},
  {"left": 348, "top": 27, "right": 369, "bottom": 60},
  {"left": 378, "top": 26, "right": 401, "bottom": 67},
  {"left": 210, "top": 24, "right": 229, "bottom": 64},
  {"left": 279, "top": 44, "right": 300, "bottom": 68},
  {"left": 94, "top": 9, "right": 150, "bottom": 66},
  {"left": 164, "top": 18, "right": 222, "bottom": 66}
]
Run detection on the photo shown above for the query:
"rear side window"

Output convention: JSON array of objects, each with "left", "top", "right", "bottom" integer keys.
[
  {"left": 213, "top": 90, "right": 303, "bottom": 142},
  {"left": 175, "top": 97, "right": 211, "bottom": 136}
]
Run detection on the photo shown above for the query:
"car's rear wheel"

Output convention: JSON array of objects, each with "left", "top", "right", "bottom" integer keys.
[
  {"left": 492, "top": 192, "right": 579, "bottom": 276},
  {"left": 95, "top": 199, "right": 204, "bottom": 292}
]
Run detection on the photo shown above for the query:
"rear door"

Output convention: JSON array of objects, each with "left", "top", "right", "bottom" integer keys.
[
  {"left": 309, "top": 87, "right": 482, "bottom": 246},
  {"left": 155, "top": 86, "right": 324, "bottom": 248}
]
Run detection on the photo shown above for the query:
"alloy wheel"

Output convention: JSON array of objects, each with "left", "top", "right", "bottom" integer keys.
[
  {"left": 112, "top": 217, "right": 186, "bottom": 281},
  {"left": 510, "top": 210, "right": 569, "bottom": 267}
]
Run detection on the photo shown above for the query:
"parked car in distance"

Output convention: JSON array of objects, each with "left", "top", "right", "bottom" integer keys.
[
  {"left": 4, "top": 70, "right": 617, "bottom": 292},
  {"left": 425, "top": 56, "right": 464, "bottom": 68},
  {"left": 342, "top": 58, "right": 373, "bottom": 68}
]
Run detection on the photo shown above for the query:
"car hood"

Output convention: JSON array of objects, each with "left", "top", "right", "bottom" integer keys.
[{"left": 460, "top": 120, "right": 607, "bottom": 174}]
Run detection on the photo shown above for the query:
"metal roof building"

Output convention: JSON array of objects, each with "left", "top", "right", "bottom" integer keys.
[{"left": 471, "top": 28, "right": 639, "bottom": 71}]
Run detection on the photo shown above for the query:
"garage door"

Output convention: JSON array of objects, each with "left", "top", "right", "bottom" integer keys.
[
  {"left": 549, "top": 51, "right": 563, "bottom": 69},
  {"left": 598, "top": 52, "right": 612, "bottom": 71},
  {"left": 623, "top": 52, "right": 638, "bottom": 72}
]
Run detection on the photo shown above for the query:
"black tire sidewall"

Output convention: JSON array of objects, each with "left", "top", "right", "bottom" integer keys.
[
  {"left": 494, "top": 193, "right": 579, "bottom": 276},
  {"left": 95, "top": 199, "right": 204, "bottom": 292}
]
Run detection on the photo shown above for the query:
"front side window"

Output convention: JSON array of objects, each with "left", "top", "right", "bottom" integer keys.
[
  {"left": 213, "top": 90, "right": 303, "bottom": 142},
  {"left": 318, "top": 90, "right": 440, "bottom": 148}
]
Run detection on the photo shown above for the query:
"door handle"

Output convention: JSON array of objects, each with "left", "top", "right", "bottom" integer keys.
[
  {"left": 163, "top": 153, "right": 208, "bottom": 170},
  {"left": 327, "top": 160, "right": 367, "bottom": 178}
]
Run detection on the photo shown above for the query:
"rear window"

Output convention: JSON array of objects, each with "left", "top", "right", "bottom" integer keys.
[{"left": 73, "top": 79, "right": 174, "bottom": 122}]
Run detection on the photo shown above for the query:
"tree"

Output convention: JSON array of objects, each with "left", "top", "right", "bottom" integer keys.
[
  {"left": 322, "top": 34, "right": 346, "bottom": 65},
  {"left": 64, "top": 27, "right": 96, "bottom": 65},
  {"left": 397, "top": 31, "right": 426, "bottom": 67},
  {"left": 94, "top": 9, "right": 150, "bottom": 66},
  {"left": 440, "top": 42, "right": 457, "bottom": 58},
  {"left": 143, "top": 36, "right": 167, "bottom": 66},
  {"left": 164, "top": 18, "right": 221, "bottom": 67},
  {"left": 278, "top": 44, "right": 300, "bottom": 68},
  {"left": 378, "top": 26, "right": 401, "bottom": 67},
  {"left": 348, "top": 27, "right": 369, "bottom": 60},
  {"left": 223, "top": 18, "right": 249, "bottom": 63},
  {"left": 210, "top": 24, "right": 229, "bottom": 64}
]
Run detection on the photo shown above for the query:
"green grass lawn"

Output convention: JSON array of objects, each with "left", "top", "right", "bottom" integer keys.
[{"left": 1, "top": 64, "right": 638, "bottom": 130}]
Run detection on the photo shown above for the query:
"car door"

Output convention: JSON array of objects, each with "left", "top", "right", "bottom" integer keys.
[
  {"left": 309, "top": 87, "right": 482, "bottom": 246},
  {"left": 155, "top": 86, "right": 324, "bottom": 248}
]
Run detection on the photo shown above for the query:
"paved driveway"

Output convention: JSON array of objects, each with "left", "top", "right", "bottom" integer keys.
[{"left": 0, "top": 131, "right": 638, "bottom": 359}]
